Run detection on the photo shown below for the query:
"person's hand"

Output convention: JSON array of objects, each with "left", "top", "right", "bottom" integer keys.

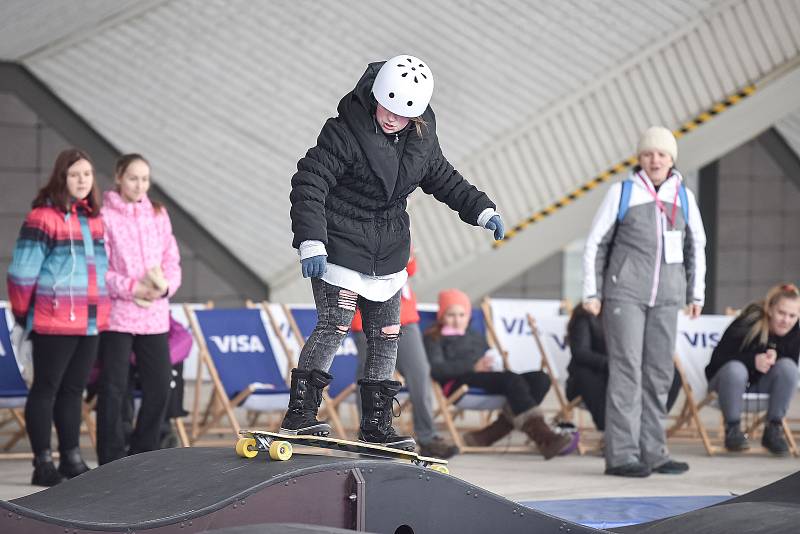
[
  {"left": 687, "top": 303, "right": 702, "bottom": 319},
  {"left": 484, "top": 214, "right": 505, "bottom": 241},
  {"left": 755, "top": 351, "right": 777, "bottom": 374},
  {"left": 133, "top": 280, "right": 162, "bottom": 301},
  {"left": 583, "top": 298, "right": 602, "bottom": 316},
  {"left": 301, "top": 255, "right": 327, "bottom": 278},
  {"left": 473, "top": 356, "right": 494, "bottom": 373}
]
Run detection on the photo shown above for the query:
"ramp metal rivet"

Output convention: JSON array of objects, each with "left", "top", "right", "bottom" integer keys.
[
  {"left": 466, "top": 490, "right": 471, "bottom": 495},
  {"left": 284, "top": 482, "right": 289, "bottom": 486},
  {"left": 474, "top": 494, "right": 478, "bottom": 498},
  {"left": 519, "top": 513, "right": 524, "bottom": 517},
  {"left": 426, "top": 476, "right": 430, "bottom": 481},
  {"left": 418, "top": 474, "right": 423, "bottom": 479},
  {"left": 293, "top": 479, "right": 297, "bottom": 484},
  {"left": 512, "top": 509, "right": 517, "bottom": 515},
  {"left": 189, "top": 521, "right": 193, "bottom": 526},
  {"left": 233, "top": 504, "right": 237, "bottom": 509},
  {"left": 336, "top": 471, "right": 340, "bottom": 475}
]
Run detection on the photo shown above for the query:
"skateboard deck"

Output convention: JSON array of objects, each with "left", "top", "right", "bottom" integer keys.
[{"left": 235, "top": 429, "right": 449, "bottom": 474}]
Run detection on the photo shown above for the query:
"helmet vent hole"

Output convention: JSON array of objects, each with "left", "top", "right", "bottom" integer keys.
[
  {"left": 420, "top": 73, "right": 427, "bottom": 79},
  {"left": 414, "top": 76, "right": 418, "bottom": 83},
  {"left": 411, "top": 67, "right": 416, "bottom": 71},
  {"left": 401, "top": 72, "right": 408, "bottom": 78},
  {"left": 406, "top": 57, "right": 412, "bottom": 63},
  {"left": 407, "top": 101, "right": 413, "bottom": 107},
  {"left": 397, "top": 64, "right": 405, "bottom": 67},
  {"left": 388, "top": 92, "right": 395, "bottom": 98}
]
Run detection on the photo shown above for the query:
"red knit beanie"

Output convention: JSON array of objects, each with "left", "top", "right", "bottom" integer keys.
[{"left": 437, "top": 289, "right": 472, "bottom": 322}]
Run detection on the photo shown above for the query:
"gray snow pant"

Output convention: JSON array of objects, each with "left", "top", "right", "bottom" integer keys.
[
  {"left": 708, "top": 358, "right": 798, "bottom": 423},
  {"left": 353, "top": 323, "right": 438, "bottom": 443},
  {"left": 603, "top": 300, "right": 679, "bottom": 470}
]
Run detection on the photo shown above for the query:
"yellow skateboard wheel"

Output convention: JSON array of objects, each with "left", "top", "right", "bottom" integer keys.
[
  {"left": 430, "top": 465, "right": 449, "bottom": 475},
  {"left": 236, "top": 437, "right": 258, "bottom": 459},
  {"left": 269, "top": 440, "right": 293, "bottom": 461}
]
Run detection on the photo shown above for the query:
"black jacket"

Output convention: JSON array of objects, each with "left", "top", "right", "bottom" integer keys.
[
  {"left": 290, "top": 62, "right": 495, "bottom": 276},
  {"left": 705, "top": 304, "right": 800, "bottom": 385},
  {"left": 424, "top": 330, "right": 489, "bottom": 383},
  {"left": 567, "top": 309, "right": 608, "bottom": 375}
]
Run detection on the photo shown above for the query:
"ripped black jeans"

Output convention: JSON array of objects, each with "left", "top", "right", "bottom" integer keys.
[{"left": 298, "top": 278, "right": 401, "bottom": 381}]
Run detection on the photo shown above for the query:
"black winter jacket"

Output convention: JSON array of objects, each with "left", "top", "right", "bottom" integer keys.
[
  {"left": 566, "top": 309, "right": 608, "bottom": 375},
  {"left": 705, "top": 304, "right": 800, "bottom": 385},
  {"left": 290, "top": 62, "right": 495, "bottom": 276},
  {"left": 424, "top": 330, "right": 489, "bottom": 383}
]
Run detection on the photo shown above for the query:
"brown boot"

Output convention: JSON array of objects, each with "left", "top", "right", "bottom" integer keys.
[
  {"left": 514, "top": 407, "right": 572, "bottom": 460},
  {"left": 463, "top": 413, "right": 514, "bottom": 447}
]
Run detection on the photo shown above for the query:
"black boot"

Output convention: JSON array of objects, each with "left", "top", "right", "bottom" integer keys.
[
  {"left": 358, "top": 379, "right": 416, "bottom": 451},
  {"left": 58, "top": 446, "right": 91, "bottom": 479},
  {"left": 32, "top": 450, "right": 65, "bottom": 487},
  {"left": 762, "top": 420, "right": 789, "bottom": 456},
  {"left": 279, "top": 369, "right": 333, "bottom": 436},
  {"left": 724, "top": 421, "right": 750, "bottom": 452}
]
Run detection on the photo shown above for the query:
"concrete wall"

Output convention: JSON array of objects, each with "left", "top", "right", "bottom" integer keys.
[
  {"left": 715, "top": 138, "right": 800, "bottom": 311},
  {"left": 0, "top": 92, "right": 243, "bottom": 306}
]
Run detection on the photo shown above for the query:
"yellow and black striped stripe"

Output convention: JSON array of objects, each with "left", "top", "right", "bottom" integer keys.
[{"left": 493, "top": 85, "right": 756, "bottom": 249}]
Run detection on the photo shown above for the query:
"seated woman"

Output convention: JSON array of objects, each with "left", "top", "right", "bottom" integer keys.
[
  {"left": 566, "top": 305, "right": 682, "bottom": 431},
  {"left": 705, "top": 283, "right": 800, "bottom": 455},
  {"left": 423, "top": 289, "right": 573, "bottom": 459}
]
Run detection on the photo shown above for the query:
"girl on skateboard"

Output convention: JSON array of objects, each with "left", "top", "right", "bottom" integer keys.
[{"left": 283, "top": 55, "right": 504, "bottom": 450}]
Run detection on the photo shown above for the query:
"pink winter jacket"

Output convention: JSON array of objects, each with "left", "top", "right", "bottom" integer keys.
[{"left": 102, "top": 190, "right": 181, "bottom": 334}]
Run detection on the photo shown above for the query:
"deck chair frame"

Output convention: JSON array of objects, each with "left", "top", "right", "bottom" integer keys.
[{"left": 184, "top": 304, "right": 291, "bottom": 445}]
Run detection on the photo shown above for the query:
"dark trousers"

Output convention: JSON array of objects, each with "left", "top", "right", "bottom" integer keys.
[
  {"left": 25, "top": 334, "right": 99, "bottom": 455},
  {"left": 458, "top": 371, "right": 551, "bottom": 415},
  {"left": 567, "top": 366, "right": 683, "bottom": 431},
  {"left": 96, "top": 331, "right": 171, "bottom": 464}
]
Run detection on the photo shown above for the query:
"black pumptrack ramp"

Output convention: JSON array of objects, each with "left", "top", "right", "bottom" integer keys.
[
  {"left": 0, "top": 447, "right": 603, "bottom": 533},
  {"left": 2, "top": 447, "right": 799, "bottom": 533},
  {"left": 614, "top": 470, "right": 800, "bottom": 534}
]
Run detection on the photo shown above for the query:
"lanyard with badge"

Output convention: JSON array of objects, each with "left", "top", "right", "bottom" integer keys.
[{"left": 637, "top": 172, "right": 683, "bottom": 264}]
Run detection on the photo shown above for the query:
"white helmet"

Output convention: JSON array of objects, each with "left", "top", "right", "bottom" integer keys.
[{"left": 372, "top": 55, "right": 434, "bottom": 118}]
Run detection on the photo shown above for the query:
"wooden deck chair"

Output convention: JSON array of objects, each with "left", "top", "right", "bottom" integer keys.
[
  {"left": 184, "top": 306, "right": 291, "bottom": 445},
  {"left": 282, "top": 304, "right": 361, "bottom": 437},
  {"left": 247, "top": 301, "right": 347, "bottom": 438},
  {"left": 0, "top": 315, "right": 29, "bottom": 458},
  {"left": 418, "top": 307, "right": 531, "bottom": 454},
  {"left": 479, "top": 298, "right": 572, "bottom": 419},
  {"left": 669, "top": 353, "right": 798, "bottom": 457}
]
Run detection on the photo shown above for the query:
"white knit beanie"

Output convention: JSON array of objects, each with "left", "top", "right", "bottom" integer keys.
[{"left": 637, "top": 126, "right": 677, "bottom": 162}]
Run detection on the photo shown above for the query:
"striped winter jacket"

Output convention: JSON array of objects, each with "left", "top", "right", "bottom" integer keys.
[{"left": 7, "top": 201, "right": 110, "bottom": 335}]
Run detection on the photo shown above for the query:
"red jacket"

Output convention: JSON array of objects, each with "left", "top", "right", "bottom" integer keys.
[{"left": 351, "top": 255, "right": 419, "bottom": 331}]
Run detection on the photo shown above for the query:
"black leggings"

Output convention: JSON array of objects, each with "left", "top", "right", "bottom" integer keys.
[
  {"left": 458, "top": 371, "right": 551, "bottom": 415},
  {"left": 96, "top": 331, "right": 171, "bottom": 464},
  {"left": 25, "top": 334, "right": 99, "bottom": 455}
]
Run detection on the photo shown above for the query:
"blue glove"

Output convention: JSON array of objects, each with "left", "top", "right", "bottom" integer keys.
[
  {"left": 485, "top": 214, "right": 505, "bottom": 241},
  {"left": 301, "top": 255, "right": 327, "bottom": 278}
]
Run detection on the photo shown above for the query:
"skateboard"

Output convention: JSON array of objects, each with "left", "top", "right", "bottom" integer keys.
[{"left": 235, "top": 430, "right": 449, "bottom": 474}]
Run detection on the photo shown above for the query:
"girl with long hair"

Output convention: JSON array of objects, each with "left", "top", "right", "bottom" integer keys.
[
  {"left": 7, "top": 148, "right": 110, "bottom": 486},
  {"left": 705, "top": 283, "right": 800, "bottom": 455}
]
